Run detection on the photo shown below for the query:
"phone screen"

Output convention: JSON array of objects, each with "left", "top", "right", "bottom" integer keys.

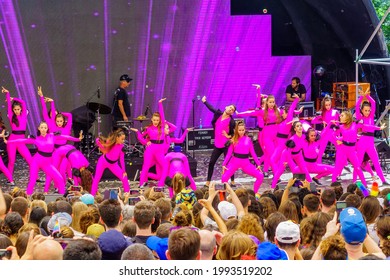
[
  {"left": 109, "top": 189, "right": 118, "bottom": 200},
  {"left": 154, "top": 187, "right": 164, "bottom": 192},
  {"left": 215, "top": 184, "right": 226, "bottom": 191},
  {"left": 336, "top": 201, "right": 347, "bottom": 222},
  {"left": 130, "top": 189, "right": 139, "bottom": 195},
  {"left": 128, "top": 197, "right": 141, "bottom": 206},
  {"left": 0, "top": 249, "right": 12, "bottom": 259}
]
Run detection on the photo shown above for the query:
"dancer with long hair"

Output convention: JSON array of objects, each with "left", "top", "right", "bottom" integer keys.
[
  {"left": 136, "top": 98, "right": 166, "bottom": 187},
  {"left": 270, "top": 96, "right": 301, "bottom": 172},
  {"left": 311, "top": 96, "right": 340, "bottom": 162},
  {"left": 354, "top": 91, "right": 389, "bottom": 185},
  {"left": 90, "top": 129, "right": 130, "bottom": 195},
  {"left": 5, "top": 121, "right": 81, "bottom": 195},
  {"left": 221, "top": 121, "right": 264, "bottom": 193},
  {"left": 201, "top": 96, "right": 236, "bottom": 187},
  {"left": 331, "top": 111, "right": 381, "bottom": 185},
  {"left": 37, "top": 86, "right": 75, "bottom": 188},
  {"left": 271, "top": 121, "right": 312, "bottom": 189},
  {"left": 1, "top": 87, "right": 32, "bottom": 181},
  {"left": 302, "top": 127, "right": 334, "bottom": 185}
]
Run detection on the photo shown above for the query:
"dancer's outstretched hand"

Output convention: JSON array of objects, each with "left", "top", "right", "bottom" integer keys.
[
  {"left": 201, "top": 96, "right": 206, "bottom": 103},
  {"left": 37, "top": 86, "right": 43, "bottom": 97},
  {"left": 1, "top": 86, "right": 9, "bottom": 94},
  {"left": 158, "top": 98, "right": 166, "bottom": 103}
]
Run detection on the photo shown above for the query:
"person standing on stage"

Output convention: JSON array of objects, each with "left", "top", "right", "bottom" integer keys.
[
  {"left": 285, "top": 77, "right": 306, "bottom": 102},
  {"left": 201, "top": 96, "right": 236, "bottom": 188},
  {"left": 111, "top": 74, "right": 132, "bottom": 129},
  {"left": 1, "top": 87, "right": 32, "bottom": 183}
]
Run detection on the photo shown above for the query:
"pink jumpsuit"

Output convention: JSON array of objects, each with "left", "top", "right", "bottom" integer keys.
[
  {"left": 158, "top": 152, "right": 196, "bottom": 197},
  {"left": 354, "top": 95, "right": 387, "bottom": 183},
  {"left": 221, "top": 135, "right": 264, "bottom": 193},
  {"left": 137, "top": 103, "right": 166, "bottom": 186},
  {"left": 57, "top": 147, "right": 90, "bottom": 186},
  {"left": 270, "top": 97, "right": 299, "bottom": 171},
  {"left": 40, "top": 96, "right": 74, "bottom": 189},
  {"left": 311, "top": 108, "right": 340, "bottom": 162},
  {"left": 271, "top": 133, "right": 312, "bottom": 188},
  {"left": 9, "top": 133, "right": 79, "bottom": 195},
  {"left": 5, "top": 92, "right": 32, "bottom": 176},
  {"left": 90, "top": 139, "right": 130, "bottom": 195}
]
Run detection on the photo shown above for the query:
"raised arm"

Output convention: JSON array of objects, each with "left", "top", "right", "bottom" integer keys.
[
  {"left": 62, "top": 112, "right": 73, "bottom": 131},
  {"left": 355, "top": 95, "right": 364, "bottom": 120},
  {"left": 3, "top": 88, "right": 13, "bottom": 118},
  {"left": 158, "top": 98, "right": 166, "bottom": 129},
  {"left": 202, "top": 96, "right": 218, "bottom": 113},
  {"left": 286, "top": 96, "right": 300, "bottom": 121},
  {"left": 165, "top": 121, "right": 177, "bottom": 134},
  {"left": 366, "top": 94, "right": 376, "bottom": 118},
  {"left": 170, "top": 128, "right": 191, "bottom": 144}
]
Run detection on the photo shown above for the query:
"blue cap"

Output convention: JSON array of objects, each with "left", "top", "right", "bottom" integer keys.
[
  {"left": 340, "top": 207, "right": 367, "bottom": 244},
  {"left": 80, "top": 194, "right": 95, "bottom": 205},
  {"left": 146, "top": 236, "right": 168, "bottom": 260}
]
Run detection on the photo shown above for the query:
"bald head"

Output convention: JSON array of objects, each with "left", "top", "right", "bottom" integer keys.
[
  {"left": 198, "top": 230, "right": 217, "bottom": 260},
  {"left": 33, "top": 239, "right": 63, "bottom": 260}
]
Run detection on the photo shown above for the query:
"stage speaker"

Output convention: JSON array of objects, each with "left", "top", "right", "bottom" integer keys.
[{"left": 375, "top": 140, "right": 390, "bottom": 158}]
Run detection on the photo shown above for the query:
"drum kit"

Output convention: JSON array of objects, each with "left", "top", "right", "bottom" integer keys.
[{"left": 80, "top": 101, "right": 150, "bottom": 158}]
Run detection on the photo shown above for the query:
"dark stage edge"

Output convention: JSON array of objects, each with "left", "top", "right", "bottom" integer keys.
[{"left": 1, "top": 150, "right": 390, "bottom": 194}]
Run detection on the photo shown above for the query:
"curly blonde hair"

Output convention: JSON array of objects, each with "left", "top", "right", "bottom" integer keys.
[
  {"left": 216, "top": 231, "right": 257, "bottom": 260},
  {"left": 237, "top": 213, "right": 264, "bottom": 242}
]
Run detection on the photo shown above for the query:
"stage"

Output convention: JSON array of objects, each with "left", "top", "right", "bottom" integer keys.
[{"left": 1, "top": 147, "right": 390, "bottom": 195}]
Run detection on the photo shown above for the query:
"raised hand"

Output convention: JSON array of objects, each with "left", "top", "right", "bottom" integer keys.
[
  {"left": 1, "top": 86, "right": 9, "bottom": 94},
  {"left": 201, "top": 96, "right": 206, "bottom": 103},
  {"left": 158, "top": 98, "right": 167, "bottom": 103},
  {"left": 37, "top": 86, "right": 43, "bottom": 97}
]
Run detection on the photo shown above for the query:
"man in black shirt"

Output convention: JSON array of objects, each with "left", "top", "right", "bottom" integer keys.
[
  {"left": 285, "top": 77, "right": 306, "bottom": 102},
  {"left": 112, "top": 74, "right": 132, "bottom": 129}
]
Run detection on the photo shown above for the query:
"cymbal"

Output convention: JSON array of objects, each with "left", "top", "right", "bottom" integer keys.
[
  {"left": 87, "top": 102, "right": 111, "bottom": 114},
  {"left": 133, "top": 115, "right": 150, "bottom": 121}
]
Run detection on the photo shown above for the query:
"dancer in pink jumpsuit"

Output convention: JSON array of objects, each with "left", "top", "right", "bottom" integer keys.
[
  {"left": 237, "top": 95, "right": 283, "bottom": 175},
  {"left": 37, "top": 86, "right": 75, "bottom": 188},
  {"left": 157, "top": 147, "right": 196, "bottom": 197},
  {"left": 6, "top": 121, "right": 80, "bottom": 195},
  {"left": 2, "top": 87, "right": 32, "bottom": 181},
  {"left": 331, "top": 111, "right": 380, "bottom": 185},
  {"left": 136, "top": 99, "right": 166, "bottom": 187},
  {"left": 0, "top": 129, "right": 14, "bottom": 185},
  {"left": 270, "top": 96, "right": 301, "bottom": 172},
  {"left": 311, "top": 96, "right": 340, "bottom": 162},
  {"left": 201, "top": 96, "right": 236, "bottom": 187},
  {"left": 90, "top": 129, "right": 130, "bottom": 195},
  {"left": 221, "top": 122, "right": 264, "bottom": 193},
  {"left": 354, "top": 92, "right": 389, "bottom": 185},
  {"left": 301, "top": 127, "right": 334, "bottom": 185},
  {"left": 271, "top": 121, "right": 312, "bottom": 188}
]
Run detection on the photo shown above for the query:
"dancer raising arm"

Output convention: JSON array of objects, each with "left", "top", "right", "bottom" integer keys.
[
  {"left": 1, "top": 87, "right": 32, "bottom": 182},
  {"left": 221, "top": 121, "right": 264, "bottom": 193},
  {"left": 90, "top": 129, "right": 130, "bottom": 195},
  {"left": 202, "top": 96, "right": 236, "bottom": 187},
  {"left": 5, "top": 121, "right": 81, "bottom": 195},
  {"left": 355, "top": 91, "right": 389, "bottom": 185}
]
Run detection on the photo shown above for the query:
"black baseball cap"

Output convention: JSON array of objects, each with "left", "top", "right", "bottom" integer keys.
[{"left": 119, "top": 74, "right": 132, "bottom": 82}]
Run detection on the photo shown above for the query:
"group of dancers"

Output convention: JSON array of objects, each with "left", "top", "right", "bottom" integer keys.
[
  {"left": 202, "top": 88, "right": 389, "bottom": 191},
  {"left": 0, "top": 84, "right": 388, "bottom": 198}
]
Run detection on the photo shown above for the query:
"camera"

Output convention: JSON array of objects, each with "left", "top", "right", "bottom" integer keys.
[
  {"left": 0, "top": 249, "right": 12, "bottom": 260},
  {"left": 215, "top": 184, "right": 226, "bottom": 191},
  {"left": 128, "top": 197, "right": 141, "bottom": 206}
]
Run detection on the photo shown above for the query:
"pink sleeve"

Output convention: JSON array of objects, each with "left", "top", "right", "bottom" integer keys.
[
  {"left": 355, "top": 95, "right": 363, "bottom": 120},
  {"left": 165, "top": 121, "right": 177, "bottom": 133},
  {"left": 170, "top": 129, "right": 189, "bottom": 144},
  {"left": 136, "top": 131, "right": 148, "bottom": 145},
  {"left": 366, "top": 94, "right": 376, "bottom": 118},
  {"left": 249, "top": 141, "right": 261, "bottom": 166}
]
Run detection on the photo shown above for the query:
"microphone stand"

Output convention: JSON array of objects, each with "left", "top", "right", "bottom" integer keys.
[{"left": 85, "top": 87, "right": 99, "bottom": 158}]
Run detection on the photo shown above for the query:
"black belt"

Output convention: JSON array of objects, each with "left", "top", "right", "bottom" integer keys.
[
  {"left": 170, "top": 158, "right": 184, "bottom": 164},
  {"left": 276, "top": 133, "right": 289, "bottom": 139},
  {"left": 342, "top": 141, "right": 356, "bottom": 147},
  {"left": 150, "top": 139, "right": 164, "bottom": 144},
  {"left": 291, "top": 149, "right": 302, "bottom": 155},
  {"left": 330, "top": 124, "right": 338, "bottom": 129},
  {"left": 233, "top": 152, "right": 249, "bottom": 159},
  {"left": 104, "top": 155, "right": 119, "bottom": 164},
  {"left": 265, "top": 122, "right": 276, "bottom": 126},
  {"left": 361, "top": 132, "right": 375, "bottom": 137},
  {"left": 54, "top": 144, "right": 66, "bottom": 148},
  {"left": 12, "top": 130, "right": 26, "bottom": 135},
  {"left": 38, "top": 150, "right": 53, "bottom": 157},
  {"left": 304, "top": 156, "right": 317, "bottom": 163},
  {"left": 66, "top": 148, "right": 77, "bottom": 159}
]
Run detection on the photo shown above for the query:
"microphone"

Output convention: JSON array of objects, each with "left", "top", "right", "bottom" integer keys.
[{"left": 97, "top": 87, "right": 100, "bottom": 98}]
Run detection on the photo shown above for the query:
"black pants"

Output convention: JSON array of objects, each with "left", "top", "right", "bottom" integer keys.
[{"left": 207, "top": 146, "right": 234, "bottom": 182}]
